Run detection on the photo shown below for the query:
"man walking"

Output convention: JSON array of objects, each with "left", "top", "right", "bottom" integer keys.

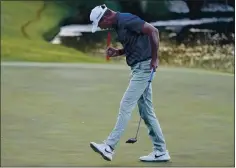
[{"left": 89, "top": 4, "right": 170, "bottom": 162}]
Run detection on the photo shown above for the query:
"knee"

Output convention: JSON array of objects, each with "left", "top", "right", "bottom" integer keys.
[
  {"left": 140, "top": 112, "right": 146, "bottom": 120},
  {"left": 119, "top": 100, "right": 129, "bottom": 112},
  {"left": 138, "top": 106, "right": 148, "bottom": 121},
  {"left": 119, "top": 99, "right": 135, "bottom": 115},
  {"left": 120, "top": 95, "right": 132, "bottom": 107}
]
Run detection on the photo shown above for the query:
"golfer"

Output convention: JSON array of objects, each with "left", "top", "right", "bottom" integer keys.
[{"left": 89, "top": 4, "right": 170, "bottom": 162}]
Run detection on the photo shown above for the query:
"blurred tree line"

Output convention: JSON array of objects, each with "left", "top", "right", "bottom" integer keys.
[
  {"left": 48, "top": 0, "right": 234, "bottom": 25},
  {"left": 41, "top": 0, "right": 234, "bottom": 72},
  {"left": 43, "top": 0, "right": 234, "bottom": 51}
]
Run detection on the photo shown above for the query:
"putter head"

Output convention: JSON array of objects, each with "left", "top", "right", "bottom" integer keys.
[{"left": 126, "top": 138, "right": 137, "bottom": 144}]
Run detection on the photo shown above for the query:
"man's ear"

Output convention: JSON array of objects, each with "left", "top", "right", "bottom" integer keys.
[
  {"left": 102, "top": 15, "right": 113, "bottom": 24},
  {"left": 103, "top": 15, "right": 111, "bottom": 20}
]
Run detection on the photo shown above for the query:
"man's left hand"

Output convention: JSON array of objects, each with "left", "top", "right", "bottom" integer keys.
[{"left": 150, "top": 59, "right": 158, "bottom": 71}]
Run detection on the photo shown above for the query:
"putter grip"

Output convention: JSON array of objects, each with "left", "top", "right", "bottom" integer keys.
[{"left": 148, "top": 68, "right": 155, "bottom": 83}]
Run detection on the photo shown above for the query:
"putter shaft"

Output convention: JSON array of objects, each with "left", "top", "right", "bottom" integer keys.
[{"left": 126, "top": 69, "right": 155, "bottom": 144}]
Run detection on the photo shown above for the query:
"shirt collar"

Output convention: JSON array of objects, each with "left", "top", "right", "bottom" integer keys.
[{"left": 112, "top": 12, "right": 120, "bottom": 30}]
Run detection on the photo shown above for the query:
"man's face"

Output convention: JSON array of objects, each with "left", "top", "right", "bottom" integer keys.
[{"left": 98, "top": 15, "right": 113, "bottom": 30}]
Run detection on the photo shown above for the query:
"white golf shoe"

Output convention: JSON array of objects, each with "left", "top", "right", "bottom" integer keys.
[
  {"left": 90, "top": 142, "right": 114, "bottom": 161},
  {"left": 139, "top": 150, "right": 171, "bottom": 162}
]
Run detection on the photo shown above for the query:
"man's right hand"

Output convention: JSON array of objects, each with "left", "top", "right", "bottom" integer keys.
[{"left": 106, "top": 47, "right": 119, "bottom": 57}]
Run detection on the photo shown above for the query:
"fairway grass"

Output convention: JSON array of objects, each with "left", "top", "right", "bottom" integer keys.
[
  {"left": 1, "top": 64, "right": 234, "bottom": 166},
  {"left": 1, "top": 1, "right": 105, "bottom": 63}
]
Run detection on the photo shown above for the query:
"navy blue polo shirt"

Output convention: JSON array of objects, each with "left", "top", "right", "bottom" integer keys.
[{"left": 114, "top": 12, "right": 152, "bottom": 67}]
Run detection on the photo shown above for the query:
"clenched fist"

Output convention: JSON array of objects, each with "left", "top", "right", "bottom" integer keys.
[{"left": 106, "top": 47, "right": 119, "bottom": 57}]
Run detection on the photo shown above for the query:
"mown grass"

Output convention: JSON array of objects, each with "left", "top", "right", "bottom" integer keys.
[
  {"left": 1, "top": 1, "right": 105, "bottom": 63},
  {"left": 1, "top": 64, "right": 234, "bottom": 166}
]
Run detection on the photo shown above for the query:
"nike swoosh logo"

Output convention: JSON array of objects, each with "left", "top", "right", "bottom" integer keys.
[
  {"left": 155, "top": 153, "right": 165, "bottom": 158},
  {"left": 105, "top": 148, "right": 112, "bottom": 154}
]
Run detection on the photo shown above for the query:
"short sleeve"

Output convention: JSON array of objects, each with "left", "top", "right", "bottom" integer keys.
[{"left": 122, "top": 14, "right": 145, "bottom": 33}]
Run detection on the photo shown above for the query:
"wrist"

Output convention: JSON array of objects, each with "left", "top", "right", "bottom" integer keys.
[{"left": 118, "top": 49, "right": 124, "bottom": 55}]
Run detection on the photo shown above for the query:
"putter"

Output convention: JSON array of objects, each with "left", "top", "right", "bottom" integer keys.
[{"left": 126, "top": 68, "right": 155, "bottom": 144}]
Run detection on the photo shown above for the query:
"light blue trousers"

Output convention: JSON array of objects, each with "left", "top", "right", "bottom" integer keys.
[{"left": 105, "top": 59, "right": 167, "bottom": 152}]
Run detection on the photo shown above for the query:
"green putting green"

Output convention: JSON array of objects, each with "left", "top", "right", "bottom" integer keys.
[{"left": 1, "top": 63, "right": 234, "bottom": 166}]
